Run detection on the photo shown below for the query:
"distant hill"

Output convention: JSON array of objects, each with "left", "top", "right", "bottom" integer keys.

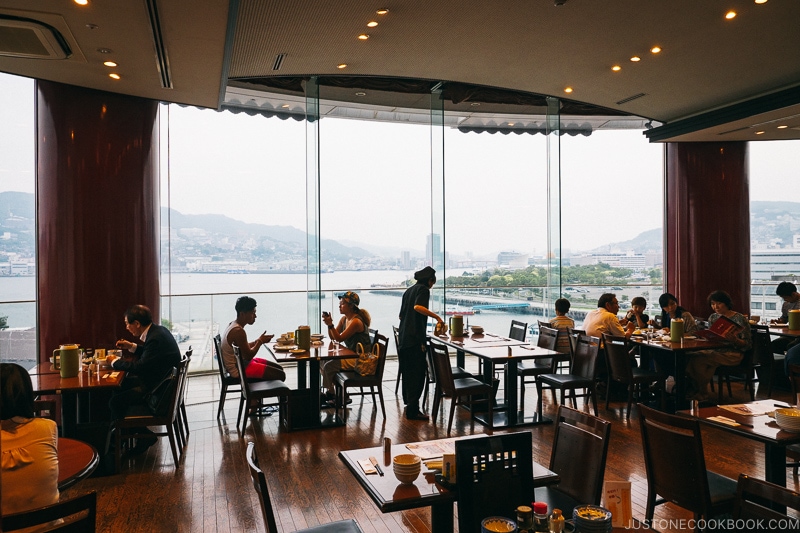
[
  {"left": 590, "top": 227, "right": 662, "bottom": 254},
  {"left": 0, "top": 191, "right": 34, "bottom": 221}
]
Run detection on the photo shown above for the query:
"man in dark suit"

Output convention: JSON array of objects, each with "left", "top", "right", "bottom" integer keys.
[{"left": 106, "top": 304, "right": 182, "bottom": 453}]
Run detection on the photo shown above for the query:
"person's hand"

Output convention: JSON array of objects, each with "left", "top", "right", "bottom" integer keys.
[
  {"left": 259, "top": 333, "right": 274, "bottom": 344},
  {"left": 115, "top": 339, "right": 134, "bottom": 351},
  {"left": 106, "top": 354, "right": 118, "bottom": 365},
  {"left": 322, "top": 314, "right": 333, "bottom": 327},
  {"left": 626, "top": 321, "right": 636, "bottom": 331}
]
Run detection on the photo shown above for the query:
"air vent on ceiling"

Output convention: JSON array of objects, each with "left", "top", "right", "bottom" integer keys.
[
  {"left": 616, "top": 93, "right": 647, "bottom": 105},
  {"left": 272, "top": 53, "right": 287, "bottom": 71},
  {"left": 145, "top": 0, "right": 172, "bottom": 89},
  {"left": 0, "top": 15, "right": 71, "bottom": 59}
]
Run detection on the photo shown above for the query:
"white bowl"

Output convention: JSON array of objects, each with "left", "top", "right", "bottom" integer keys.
[{"left": 775, "top": 408, "right": 800, "bottom": 432}]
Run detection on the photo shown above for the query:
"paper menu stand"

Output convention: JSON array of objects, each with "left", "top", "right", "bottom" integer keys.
[
  {"left": 442, "top": 453, "right": 456, "bottom": 483},
  {"left": 603, "top": 480, "right": 632, "bottom": 528}
]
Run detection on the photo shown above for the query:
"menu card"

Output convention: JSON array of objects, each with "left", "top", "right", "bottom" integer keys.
[{"left": 405, "top": 439, "right": 457, "bottom": 459}]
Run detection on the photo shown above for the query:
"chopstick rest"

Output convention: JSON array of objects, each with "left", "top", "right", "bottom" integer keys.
[{"left": 358, "top": 459, "right": 377, "bottom": 474}]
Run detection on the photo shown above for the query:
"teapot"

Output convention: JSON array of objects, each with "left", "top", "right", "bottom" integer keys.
[
  {"left": 449, "top": 315, "right": 464, "bottom": 337},
  {"left": 53, "top": 344, "right": 83, "bottom": 378}
]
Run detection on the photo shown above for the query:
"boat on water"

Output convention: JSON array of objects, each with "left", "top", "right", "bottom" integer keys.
[{"left": 445, "top": 309, "right": 476, "bottom": 316}]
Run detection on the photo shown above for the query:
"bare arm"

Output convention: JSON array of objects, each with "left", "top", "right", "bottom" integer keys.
[
  {"left": 414, "top": 304, "right": 443, "bottom": 324},
  {"left": 227, "top": 327, "right": 271, "bottom": 362},
  {"left": 326, "top": 316, "right": 364, "bottom": 342}
]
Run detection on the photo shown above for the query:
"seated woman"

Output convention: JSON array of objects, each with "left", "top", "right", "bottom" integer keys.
[
  {"left": 654, "top": 292, "right": 698, "bottom": 335},
  {"left": 1, "top": 363, "right": 59, "bottom": 517},
  {"left": 221, "top": 296, "right": 285, "bottom": 382},
  {"left": 321, "top": 291, "right": 372, "bottom": 406},
  {"left": 685, "top": 290, "right": 751, "bottom": 402}
]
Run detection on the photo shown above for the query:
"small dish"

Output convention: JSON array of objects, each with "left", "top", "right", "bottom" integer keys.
[
  {"left": 683, "top": 335, "right": 696, "bottom": 340},
  {"left": 470, "top": 325, "right": 484, "bottom": 335},
  {"left": 273, "top": 345, "right": 292, "bottom": 351},
  {"left": 290, "top": 348, "right": 306, "bottom": 354}
]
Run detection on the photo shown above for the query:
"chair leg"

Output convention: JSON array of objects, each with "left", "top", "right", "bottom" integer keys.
[
  {"left": 626, "top": 384, "right": 634, "bottom": 420},
  {"left": 432, "top": 384, "right": 442, "bottom": 419},
  {"left": 115, "top": 425, "right": 123, "bottom": 474},
  {"left": 167, "top": 425, "right": 180, "bottom": 466},
  {"left": 395, "top": 368, "right": 402, "bottom": 395},
  {"left": 236, "top": 396, "right": 246, "bottom": 433},
  {"left": 181, "top": 403, "right": 190, "bottom": 437},
  {"left": 377, "top": 389, "right": 386, "bottom": 419},
  {"left": 590, "top": 385, "right": 598, "bottom": 416},
  {"left": 605, "top": 377, "right": 612, "bottom": 412},
  {"left": 718, "top": 375, "right": 724, "bottom": 404},
  {"left": 216, "top": 384, "right": 227, "bottom": 419},
  {"left": 447, "top": 399, "right": 457, "bottom": 436},
  {"left": 726, "top": 374, "right": 732, "bottom": 398},
  {"left": 240, "top": 399, "right": 249, "bottom": 434},
  {"left": 536, "top": 381, "right": 544, "bottom": 415}
]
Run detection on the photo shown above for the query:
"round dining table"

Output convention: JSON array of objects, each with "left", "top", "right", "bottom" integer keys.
[{"left": 57, "top": 438, "right": 99, "bottom": 490}]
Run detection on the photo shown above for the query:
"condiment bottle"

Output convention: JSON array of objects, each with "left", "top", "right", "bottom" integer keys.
[
  {"left": 516, "top": 505, "right": 533, "bottom": 533},
  {"left": 532, "top": 502, "right": 548, "bottom": 532},
  {"left": 548, "top": 509, "right": 564, "bottom": 533}
]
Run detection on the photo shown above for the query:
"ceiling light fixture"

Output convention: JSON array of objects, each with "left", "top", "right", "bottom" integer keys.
[
  {"left": 777, "top": 125, "right": 788, "bottom": 129},
  {"left": 355, "top": 91, "right": 366, "bottom": 97},
  {"left": 367, "top": 21, "right": 378, "bottom": 27},
  {"left": 108, "top": 73, "right": 120, "bottom": 80},
  {"left": 470, "top": 102, "right": 480, "bottom": 106},
  {"left": 358, "top": 34, "right": 369, "bottom": 40},
  {"left": 103, "top": 61, "right": 117, "bottom": 67},
  {"left": 630, "top": 56, "right": 641, "bottom": 62},
  {"left": 755, "top": 130, "right": 765, "bottom": 135},
  {"left": 376, "top": 8, "right": 389, "bottom": 15},
  {"left": 611, "top": 65, "right": 621, "bottom": 72},
  {"left": 281, "top": 104, "right": 290, "bottom": 108},
  {"left": 508, "top": 122, "right": 515, "bottom": 126},
  {"left": 74, "top": 0, "right": 89, "bottom": 5},
  {"left": 97, "top": 48, "right": 112, "bottom": 54},
  {"left": 337, "top": 63, "right": 347, "bottom": 69},
  {"left": 725, "top": 11, "right": 737, "bottom": 19},
  {"left": 650, "top": 46, "right": 661, "bottom": 54},
  {"left": 564, "top": 87, "right": 573, "bottom": 93},
  {"left": 85, "top": 24, "right": 98, "bottom": 30},
  {"left": 755, "top": 0, "right": 768, "bottom": 4}
]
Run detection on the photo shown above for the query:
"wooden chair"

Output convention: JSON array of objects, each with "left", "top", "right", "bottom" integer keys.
[
  {"left": 176, "top": 346, "right": 192, "bottom": 447},
  {"left": 454, "top": 432, "right": 535, "bottom": 533},
  {"left": 518, "top": 325, "right": 559, "bottom": 410},
  {"left": 246, "top": 441, "right": 364, "bottom": 533},
  {"left": 1, "top": 491, "right": 96, "bottom": 532},
  {"left": 33, "top": 398, "right": 58, "bottom": 421},
  {"left": 603, "top": 334, "right": 663, "bottom": 419},
  {"left": 509, "top": 320, "right": 527, "bottom": 342},
  {"left": 114, "top": 359, "right": 187, "bottom": 473},
  {"left": 536, "top": 334, "right": 601, "bottom": 416},
  {"left": 429, "top": 339, "right": 494, "bottom": 436},
  {"left": 714, "top": 326, "right": 759, "bottom": 402},
  {"left": 751, "top": 323, "right": 783, "bottom": 398},
  {"left": 566, "top": 327, "right": 585, "bottom": 362},
  {"left": 733, "top": 473, "right": 800, "bottom": 523},
  {"left": 537, "top": 406, "right": 611, "bottom": 517},
  {"left": 639, "top": 404, "right": 737, "bottom": 529},
  {"left": 787, "top": 364, "right": 800, "bottom": 475},
  {"left": 233, "top": 344, "right": 290, "bottom": 434},
  {"left": 214, "top": 334, "right": 241, "bottom": 420},
  {"left": 540, "top": 320, "right": 570, "bottom": 372},
  {"left": 334, "top": 333, "right": 389, "bottom": 419}
]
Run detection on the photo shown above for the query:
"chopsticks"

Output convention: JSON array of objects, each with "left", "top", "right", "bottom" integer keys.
[{"left": 369, "top": 456, "right": 384, "bottom": 476}]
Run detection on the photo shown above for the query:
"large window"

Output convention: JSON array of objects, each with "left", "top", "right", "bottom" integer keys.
[
  {"left": 749, "top": 140, "right": 800, "bottom": 319},
  {"left": 0, "top": 73, "right": 36, "bottom": 367}
]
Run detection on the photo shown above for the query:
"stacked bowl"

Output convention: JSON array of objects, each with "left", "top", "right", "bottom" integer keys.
[
  {"left": 392, "top": 454, "right": 421, "bottom": 484},
  {"left": 775, "top": 408, "right": 800, "bottom": 433},
  {"left": 573, "top": 505, "right": 612, "bottom": 533}
]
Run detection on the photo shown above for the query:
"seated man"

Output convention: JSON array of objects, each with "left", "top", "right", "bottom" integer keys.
[
  {"left": 220, "top": 296, "right": 285, "bottom": 382},
  {"left": 583, "top": 293, "right": 635, "bottom": 342},
  {"left": 107, "top": 304, "right": 182, "bottom": 454},
  {"left": 771, "top": 281, "right": 800, "bottom": 355}
]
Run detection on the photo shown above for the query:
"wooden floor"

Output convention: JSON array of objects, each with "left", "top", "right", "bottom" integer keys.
[{"left": 69, "top": 358, "right": 800, "bottom": 533}]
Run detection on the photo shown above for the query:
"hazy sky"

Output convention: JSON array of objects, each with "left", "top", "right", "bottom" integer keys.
[{"left": 3, "top": 73, "right": 799, "bottom": 256}]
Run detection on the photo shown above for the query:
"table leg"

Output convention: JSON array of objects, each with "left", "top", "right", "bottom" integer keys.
[
  {"left": 61, "top": 392, "right": 78, "bottom": 438},
  {"left": 456, "top": 348, "right": 465, "bottom": 369},
  {"left": 674, "top": 350, "right": 688, "bottom": 412},
  {"left": 430, "top": 501, "right": 454, "bottom": 533},
  {"left": 764, "top": 443, "right": 787, "bottom": 487},
  {"left": 505, "top": 361, "right": 518, "bottom": 426},
  {"left": 297, "top": 360, "right": 308, "bottom": 389}
]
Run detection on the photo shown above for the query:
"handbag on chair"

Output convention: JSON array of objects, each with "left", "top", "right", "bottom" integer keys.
[{"left": 354, "top": 343, "right": 379, "bottom": 376}]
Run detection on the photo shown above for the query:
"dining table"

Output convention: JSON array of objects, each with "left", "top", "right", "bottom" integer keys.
[
  {"left": 767, "top": 324, "right": 800, "bottom": 338},
  {"left": 339, "top": 436, "right": 560, "bottom": 533},
  {"left": 57, "top": 438, "right": 100, "bottom": 490},
  {"left": 430, "top": 331, "right": 527, "bottom": 369},
  {"left": 29, "top": 364, "right": 126, "bottom": 438},
  {"left": 630, "top": 335, "right": 729, "bottom": 411},
  {"left": 678, "top": 399, "right": 800, "bottom": 488},
  {"left": 266, "top": 341, "right": 358, "bottom": 430}
]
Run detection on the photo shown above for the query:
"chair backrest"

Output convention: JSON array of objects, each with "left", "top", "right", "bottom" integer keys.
[
  {"left": 549, "top": 405, "right": 611, "bottom": 506},
  {"left": 232, "top": 344, "right": 254, "bottom": 400},
  {"left": 2, "top": 490, "right": 97, "bottom": 532},
  {"left": 603, "top": 334, "right": 633, "bottom": 383},
  {"left": 429, "top": 340, "right": 455, "bottom": 396},
  {"left": 537, "top": 326, "right": 559, "bottom": 351},
  {"left": 638, "top": 404, "right": 715, "bottom": 516},
  {"left": 509, "top": 320, "right": 527, "bottom": 342},
  {"left": 372, "top": 333, "right": 389, "bottom": 379},
  {"left": 392, "top": 325, "right": 400, "bottom": 353},
  {"left": 246, "top": 441, "right": 279, "bottom": 533},
  {"left": 750, "top": 324, "right": 774, "bottom": 365},
  {"left": 455, "top": 432, "right": 535, "bottom": 533},
  {"left": 566, "top": 327, "right": 585, "bottom": 359},
  {"left": 168, "top": 357, "right": 190, "bottom": 420},
  {"left": 733, "top": 473, "right": 800, "bottom": 522},
  {"left": 369, "top": 328, "right": 379, "bottom": 346},
  {"left": 213, "top": 334, "right": 230, "bottom": 380},
  {"left": 571, "top": 334, "right": 600, "bottom": 379}
]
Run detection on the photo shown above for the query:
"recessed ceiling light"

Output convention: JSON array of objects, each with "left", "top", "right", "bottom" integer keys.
[
  {"left": 564, "top": 87, "right": 573, "bottom": 93},
  {"left": 376, "top": 8, "right": 389, "bottom": 15},
  {"left": 103, "top": 61, "right": 117, "bottom": 67},
  {"left": 777, "top": 125, "right": 788, "bottom": 129},
  {"left": 281, "top": 104, "right": 290, "bottom": 109},
  {"left": 755, "top": 130, "right": 765, "bottom": 135},
  {"left": 358, "top": 34, "right": 369, "bottom": 40},
  {"left": 755, "top": 0, "right": 768, "bottom": 4},
  {"left": 337, "top": 63, "right": 347, "bottom": 69},
  {"left": 74, "top": 0, "right": 89, "bottom": 5},
  {"left": 630, "top": 56, "right": 641, "bottom": 62},
  {"left": 725, "top": 11, "right": 737, "bottom": 19},
  {"left": 367, "top": 21, "right": 378, "bottom": 28},
  {"left": 611, "top": 65, "right": 621, "bottom": 72},
  {"left": 108, "top": 73, "right": 120, "bottom": 80},
  {"left": 650, "top": 46, "right": 662, "bottom": 54},
  {"left": 355, "top": 91, "right": 366, "bottom": 97},
  {"left": 508, "top": 122, "right": 515, "bottom": 127},
  {"left": 85, "top": 24, "right": 98, "bottom": 30},
  {"left": 470, "top": 102, "right": 480, "bottom": 106}
]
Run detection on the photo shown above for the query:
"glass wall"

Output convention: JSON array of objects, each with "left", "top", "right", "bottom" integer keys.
[
  {"left": 749, "top": 140, "right": 800, "bottom": 320},
  {"left": 0, "top": 73, "right": 36, "bottom": 368}
]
